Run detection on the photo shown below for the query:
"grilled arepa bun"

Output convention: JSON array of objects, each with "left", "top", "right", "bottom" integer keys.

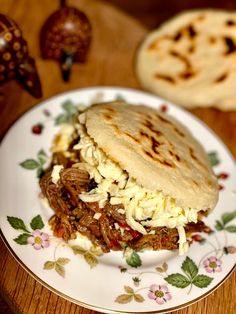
[
  {"left": 136, "top": 9, "right": 236, "bottom": 110},
  {"left": 41, "top": 101, "right": 219, "bottom": 254},
  {"left": 84, "top": 101, "right": 218, "bottom": 210}
]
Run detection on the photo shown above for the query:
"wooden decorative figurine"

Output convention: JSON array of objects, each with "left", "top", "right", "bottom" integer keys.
[
  {"left": 0, "top": 13, "right": 42, "bottom": 98},
  {"left": 40, "top": 0, "right": 92, "bottom": 82}
]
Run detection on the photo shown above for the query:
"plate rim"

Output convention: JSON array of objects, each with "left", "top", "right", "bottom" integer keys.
[
  {"left": 1, "top": 229, "right": 235, "bottom": 314},
  {"left": 0, "top": 86, "right": 236, "bottom": 313}
]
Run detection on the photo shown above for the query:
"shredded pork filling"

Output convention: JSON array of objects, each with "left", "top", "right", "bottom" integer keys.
[
  {"left": 40, "top": 158, "right": 207, "bottom": 253},
  {"left": 39, "top": 121, "right": 209, "bottom": 254}
]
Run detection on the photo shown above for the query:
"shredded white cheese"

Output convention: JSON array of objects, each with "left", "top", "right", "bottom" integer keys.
[
  {"left": 93, "top": 212, "right": 102, "bottom": 220},
  {"left": 69, "top": 113, "right": 200, "bottom": 254},
  {"left": 52, "top": 123, "right": 76, "bottom": 153},
  {"left": 51, "top": 165, "right": 64, "bottom": 184}
]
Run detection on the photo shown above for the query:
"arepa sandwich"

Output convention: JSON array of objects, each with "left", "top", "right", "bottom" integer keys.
[{"left": 40, "top": 101, "right": 219, "bottom": 255}]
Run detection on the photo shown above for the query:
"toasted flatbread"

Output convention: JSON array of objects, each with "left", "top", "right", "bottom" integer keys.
[
  {"left": 84, "top": 101, "right": 218, "bottom": 211},
  {"left": 136, "top": 9, "right": 236, "bottom": 110}
]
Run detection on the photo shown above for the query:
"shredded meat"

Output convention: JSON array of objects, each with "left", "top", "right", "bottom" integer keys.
[{"left": 40, "top": 152, "right": 209, "bottom": 253}]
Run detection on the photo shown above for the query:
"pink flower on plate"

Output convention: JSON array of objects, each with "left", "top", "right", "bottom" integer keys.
[
  {"left": 27, "top": 230, "right": 50, "bottom": 250},
  {"left": 203, "top": 256, "right": 222, "bottom": 273},
  {"left": 148, "top": 284, "right": 172, "bottom": 304}
]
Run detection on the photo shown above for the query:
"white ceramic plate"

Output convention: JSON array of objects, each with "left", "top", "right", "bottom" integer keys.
[{"left": 0, "top": 87, "right": 236, "bottom": 314}]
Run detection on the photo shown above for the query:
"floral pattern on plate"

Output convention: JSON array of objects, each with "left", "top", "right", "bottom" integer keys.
[{"left": 1, "top": 87, "right": 236, "bottom": 313}]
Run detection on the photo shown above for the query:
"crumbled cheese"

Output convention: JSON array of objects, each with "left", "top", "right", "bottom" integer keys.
[
  {"left": 177, "top": 226, "right": 189, "bottom": 255},
  {"left": 114, "top": 222, "right": 120, "bottom": 230},
  {"left": 93, "top": 212, "right": 102, "bottom": 220},
  {"left": 72, "top": 114, "right": 200, "bottom": 254},
  {"left": 52, "top": 123, "right": 75, "bottom": 153},
  {"left": 51, "top": 165, "right": 64, "bottom": 184},
  {"left": 117, "top": 208, "right": 125, "bottom": 214}
]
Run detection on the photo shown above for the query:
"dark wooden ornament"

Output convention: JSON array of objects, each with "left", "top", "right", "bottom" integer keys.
[
  {"left": 40, "top": 0, "right": 92, "bottom": 82},
  {"left": 0, "top": 13, "right": 42, "bottom": 98}
]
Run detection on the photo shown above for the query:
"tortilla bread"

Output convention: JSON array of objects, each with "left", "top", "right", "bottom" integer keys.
[
  {"left": 84, "top": 101, "right": 219, "bottom": 211},
  {"left": 136, "top": 9, "right": 236, "bottom": 110}
]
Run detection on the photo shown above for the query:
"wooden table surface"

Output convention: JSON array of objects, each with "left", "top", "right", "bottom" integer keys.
[{"left": 0, "top": 0, "right": 235, "bottom": 313}]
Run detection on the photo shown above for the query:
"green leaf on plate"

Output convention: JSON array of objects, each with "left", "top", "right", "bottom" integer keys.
[
  {"left": 55, "top": 113, "right": 69, "bottom": 125},
  {"left": 37, "top": 149, "right": 48, "bottom": 165},
  {"left": 44, "top": 261, "right": 55, "bottom": 270},
  {"left": 90, "top": 246, "right": 103, "bottom": 257},
  {"left": 162, "top": 261, "right": 168, "bottom": 272},
  {"left": 62, "top": 100, "right": 77, "bottom": 114},
  {"left": 55, "top": 263, "right": 65, "bottom": 277},
  {"left": 215, "top": 220, "right": 224, "bottom": 231},
  {"left": 115, "top": 294, "right": 133, "bottom": 304},
  {"left": 192, "top": 275, "right": 213, "bottom": 288},
  {"left": 36, "top": 167, "right": 44, "bottom": 178},
  {"left": 7, "top": 216, "right": 30, "bottom": 233},
  {"left": 84, "top": 252, "right": 98, "bottom": 268},
  {"left": 225, "top": 225, "right": 236, "bottom": 233},
  {"left": 165, "top": 273, "right": 190, "bottom": 288},
  {"left": 19, "top": 159, "right": 39, "bottom": 170},
  {"left": 30, "top": 215, "right": 44, "bottom": 230},
  {"left": 181, "top": 256, "right": 198, "bottom": 279},
  {"left": 124, "top": 286, "right": 134, "bottom": 294},
  {"left": 222, "top": 211, "right": 236, "bottom": 226},
  {"left": 71, "top": 245, "right": 87, "bottom": 255},
  {"left": 14, "top": 233, "right": 30, "bottom": 245},
  {"left": 155, "top": 262, "right": 168, "bottom": 273},
  {"left": 208, "top": 151, "right": 220, "bottom": 167},
  {"left": 56, "top": 258, "right": 70, "bottom": 266},
  {"left": 126, "top": 251, "right": 142, "bottom": 268},
  {"left": 134, "top": 294, "right": 145, "bottom": 303}
]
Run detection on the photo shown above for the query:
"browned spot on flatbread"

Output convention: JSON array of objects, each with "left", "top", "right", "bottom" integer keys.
[
  {"left": 206, "top": 179, "right": 214, "bottom": 188},
  {"left": 147, "top": 35, "right": 173, "bottom": 51},
  {"left": 143, "top": 148, "right": 175, "bottom": 167},
  {"left": 154, "top": 73, "right": 175, "bottom": 84},
  {"left": 106, "top": 107, "right": 115, "bottom": 112},
  {"left": 186, "top": 24, "right": 197, "bottom": 38},
  {"left": 173, "top": 127, "right": 185, "bottom": 138},
  {"left": 226, "top": 20, "right": 236, "bottom": 26},
  {"left": 156, "top": 114, "right": 172, "bottom": 125},
  {"left": 151, "top": 136, "right": 161, "bottom": 154},
  {"left": 111, "top": 123, "right": 121, "bottom": 134},
  {"left": 192, "top": 179, "right": 198, "bottom": 186},
  {"left": 224, "top": 36, "right": 236, "bottom": 54},
  {"left": 169, "top": 150, "right": 181, "bottom": 162},
  {"left": 170, "top": 50, "right": 192, "bottom": 69},
  {"left": 103, "top": 113, "right": 113, "bottom": 121},
  {"left": 214, "top": 72, "right": 228, "bottom": 83},
  {"left": 169, "top": 50, "right": 196, "bottom": 80},
  {"left": 189, "top": 147, "right": 207, "bottom": 171},
  {"left": 188, "top": 45, "right": 195, "bottom": 53},
  {"left": 147, "top": 40, "right": 158, "bottom": 51},
  {"left": 179, "top": 70, "right": 196, "bottom": 80},
  {"left": 162, "top": 160, "right": 175, "bottom": 167},
  {"left": 143, "top": 112, "right": 153, "bottom": 121},
  {"left": 156, "top": 113, "right": 186, "bottom": 137},
  {"left": 173, "top": 31, "right": 182, "bottom": 41},
  {"left": 103, "top": 107, "right": 117, "bottom": 121},
  {"left": 144, "top": 149, "right": 154, "bottom": 159},
  {"left": 143, "top": 119, "right": 163, "bottom": 137},
  {"left": 189, "top": 147, "right": 198, "bottom": 161},
  {"left": 208, "top": 36, "right": 217, "bottom": 44},
  {"left": 140, "top": 130, "right": 150, "bottom": 139},
  {"left": 124, "top": 131, "right": 140, "bottom": 143},
  {"left": 197, "top": 15, "right": 205, "bottom": 21}
]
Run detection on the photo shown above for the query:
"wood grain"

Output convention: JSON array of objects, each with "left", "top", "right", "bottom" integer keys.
[{"left": 0, "top": 0, "right": 235, "bottom": 314}]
